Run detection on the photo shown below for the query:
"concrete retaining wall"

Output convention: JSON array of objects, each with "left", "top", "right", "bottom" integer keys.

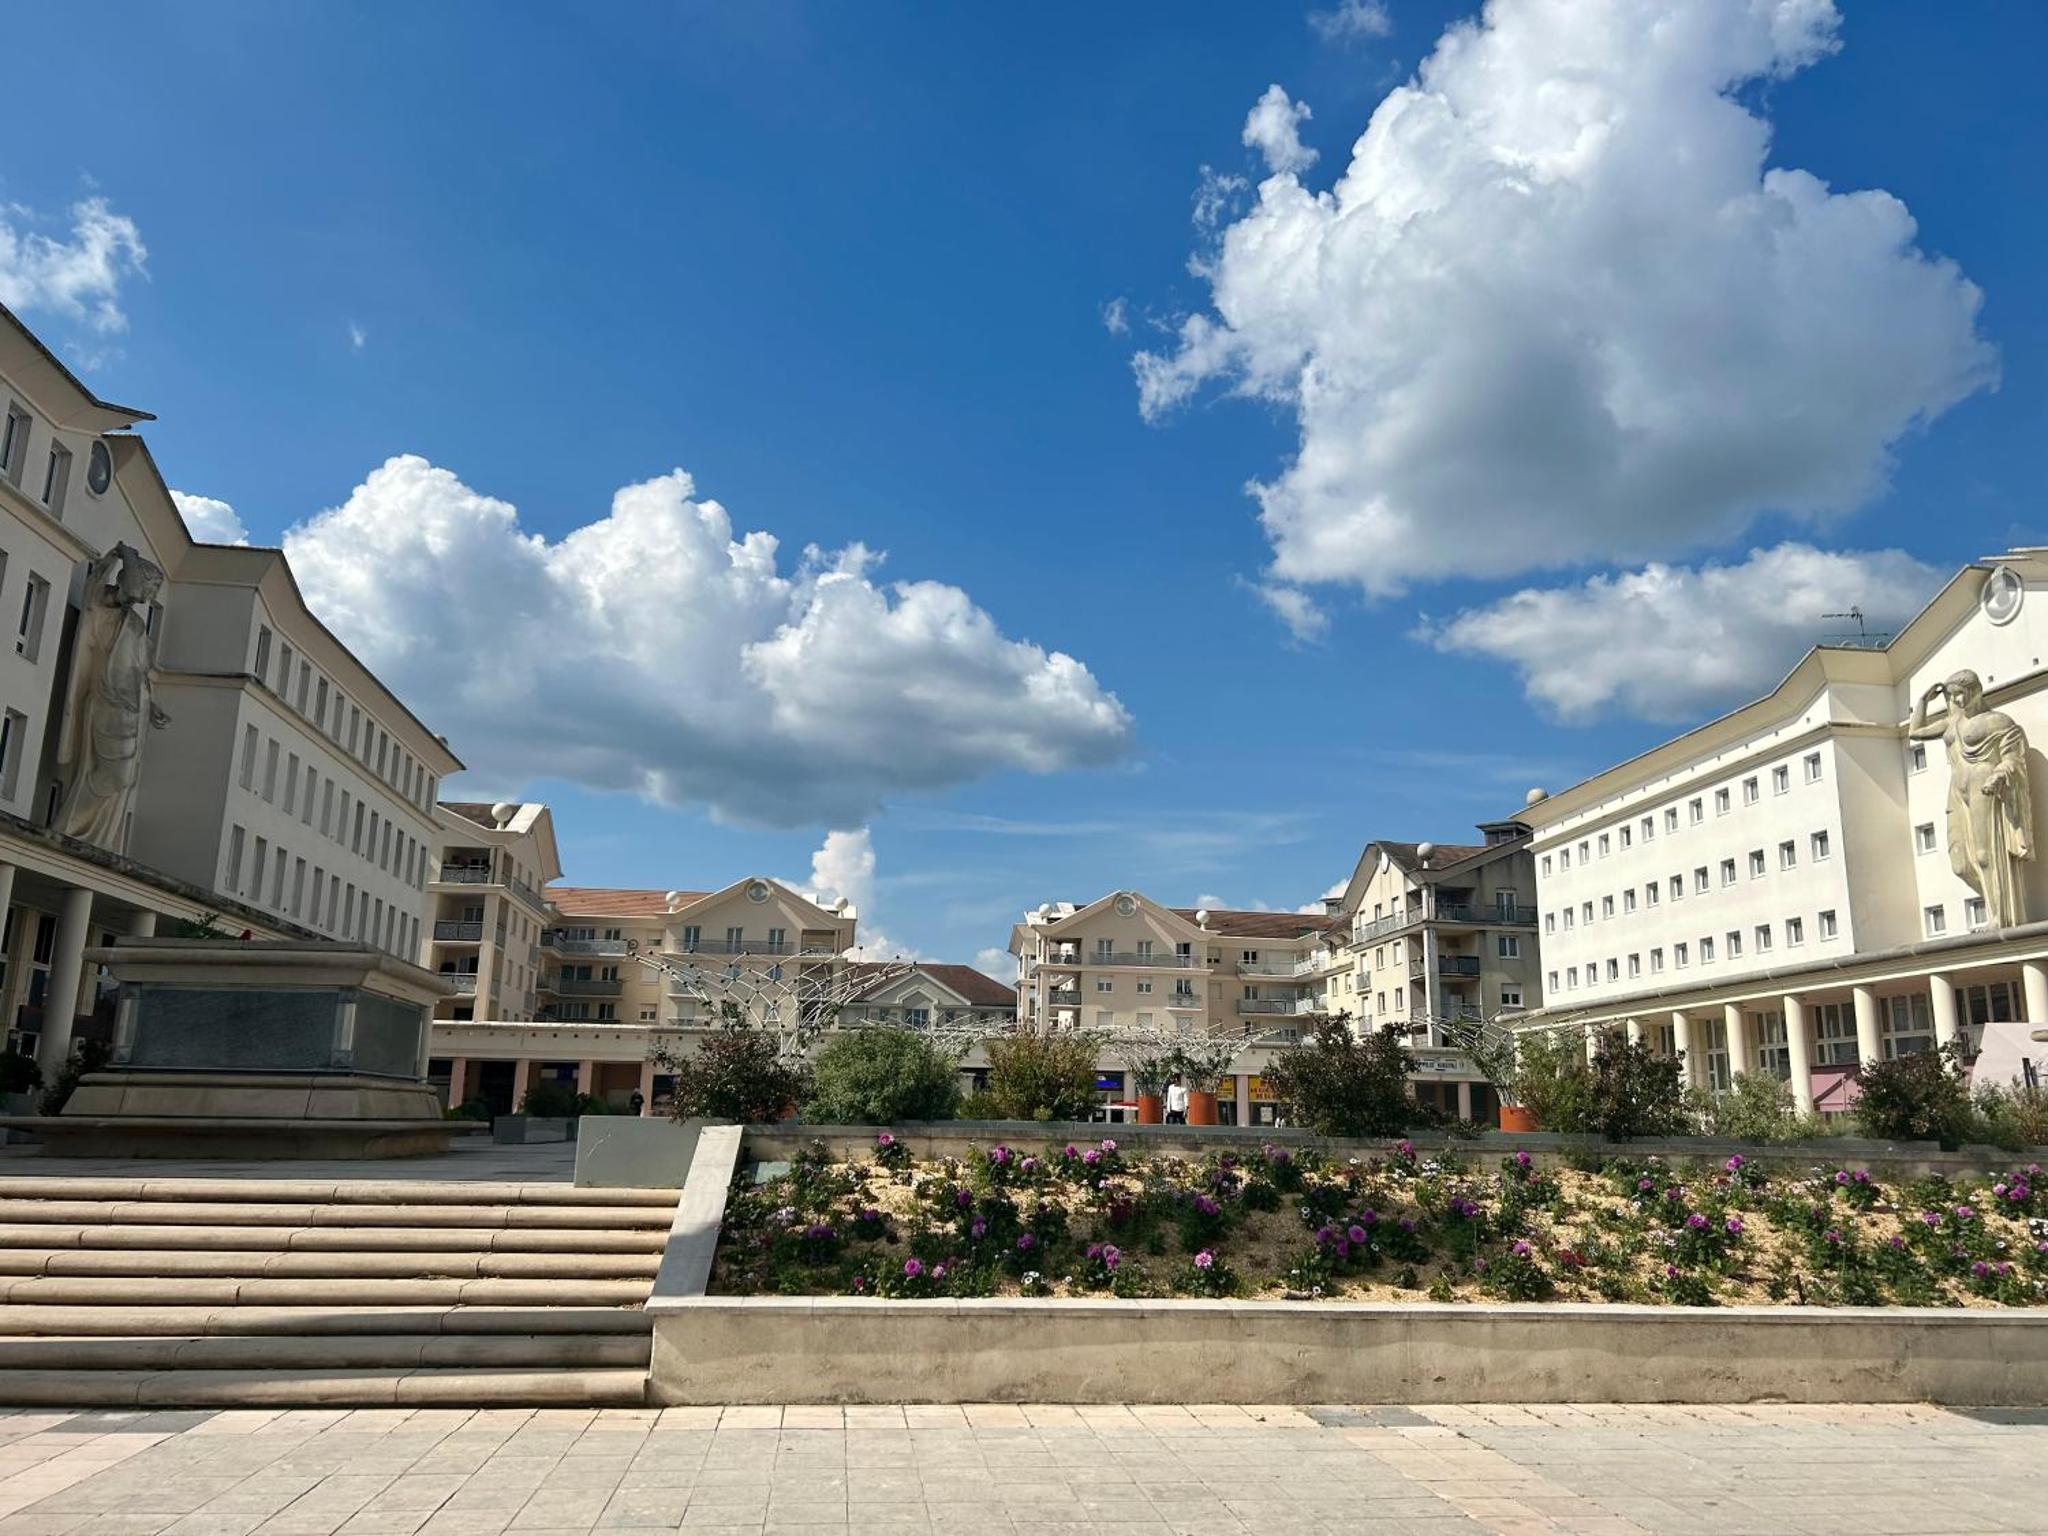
[{"left": 646, "top": 1297, "right": 2048, "bottom": 1405}]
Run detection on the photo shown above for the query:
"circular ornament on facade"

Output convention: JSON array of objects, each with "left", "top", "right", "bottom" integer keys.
[
  {"left": 745, "top": 879, "right": 772, "bottom": 903},
  {"left": 1983, "top": 565, "right": 2024, "bottom": 626},
  {"left": 1113, "top": 893, "right": 1138, "bottom": 917},
  {"left": 86, "top": 440, "right": 113, "bottom": 496}
]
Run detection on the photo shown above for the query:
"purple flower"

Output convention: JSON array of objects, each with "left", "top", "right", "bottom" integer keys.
[
  {"left": 1922, "top": 1210, "right": 1942, "bottom": 1227},
  {"left": 1064, "top": 1144, "right": 1079, "bottom": 1159},
  {"left": 970, "top": 1219, "right": 987, "bottom": 1240},
  {"left": 1972, "top": 1260, "right": 1991, "bottom": 1278},
  {"left": 1725, "top": 1216, "right": 1744, "bottom": 1236},
  {"left": 1955, "top": 1205, "right": 1977, "bottom": 1221},
  {"left": 1193, "top": 1250, "right": 1215, "bottom": 1270},
  {"left": 1347, "top": 1224, "right": 1369, "bottom": 1244},
  {"left": 1889, "top": 1235, "right": 1905, "bottom": 1250},
  {"left": 1100, "top": 1139, "right": 1118, "bottom": 1153},
  {"left": 877, "top": 1132, "right": 895, "bottom": 1147},
  {"left": 955, "top": 1188, "right": 973, "bottom": 1209},
  {"left": 1315, "top": 1225, "right": 1335, "bottom": 1245},
  {"left": 1834, "top": 1171, "right": 1851, "bottom": 1186},
  {"left": 804, "top": 1222, "right": 833, "bottom": 1241},
  {"left": 1685, "top": 1212, "right": 1708, "bottom": 1231},
  {"left": 1724, "top": 1155, "right": 1745, "bottom": 1172},
  {"left": 1020, "top": 1156, "right": 1038, "bottom": 1173},
  {"left": 1334, "top": 1239, "right": 1351, "bottom": 1259},
  {"left": 1824, "top": 1230, "right": 1842, "bottom": 1246},
  {"left": 932, "top": 1263, "right": 947, "bottom": 1280},
  {"left": 903, "top": 1258, "right": 923, "bottom": 1278},
  {"left": 1638, "top": 1178, "right": 1655, "bottom": 1193},
  {"left": 1511, "top": 1240, "right": 1533, "bottom": 1258},
  {"left": 1016, "top": 1233, "right": 1036, "bottom": 1252},
  {"left": 1358, "top": 1209, "right": 1379, "bottom": 1226},
  {"left": 1083, "top": 1149, "right": 1102, "bottom": 1166},
  {"left": 1514, "top": 1151, "right": 1532, "bottom": 1169},
  {"left": 990, "top": 1145, "right": 1011, "bottom": 1166},
  {"left": 1102, "top": 1245, "right": 1121, "bottom": 1270},
  {"left": 1085, "top": 1243, "right": 1102, "bottom": 1260},
  {"left": 1400, "top": 1218, "right": 1417, "bottom": 1234},
  {"left": 1664, "top": 1264, "right": 1680, "bottom": 1279}
]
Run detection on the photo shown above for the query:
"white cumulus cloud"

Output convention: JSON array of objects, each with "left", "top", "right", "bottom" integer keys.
[
  {"left": 170, "top": 490, "right": 250, "bottom": 546},
  {"left": 798, "top": 827, "right": 924, "bottom": 961},
  {"left": 1309, "top": 0, "right": 1394, "bottom": 45},
  {"left": 283, "top": 455, "right": 1133, "bottom": 826},
  {"left": 1138, "top": 0, "right": 1996, "bottom": 597},
  {"left": 1241, "top": 85, "right": 1318, "bottom": 176},
  {"left": 0, "top": 197, "right": 147, "bottom": 336},
  {"left": 1248, "top": 580, "right": 1329, "bottom": 642},
  {"left": 1421, "top": 542, "right": 1944, "bottom": 721}
]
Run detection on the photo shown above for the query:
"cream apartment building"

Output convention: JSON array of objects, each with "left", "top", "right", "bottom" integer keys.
[
  {"left": 0, "top": 301, "right": 455, "bottom": 1072},
  {"left": 422, "top": 801, "right": 560, "bottom": 1021},
  {"left": 1516, "top": 550, "right": 2048, "bottom": 1111}
]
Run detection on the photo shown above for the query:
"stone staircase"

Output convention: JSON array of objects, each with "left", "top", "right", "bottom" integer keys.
[{"left": 0, "top": 1176, "right": 678, "bottom": 1406}]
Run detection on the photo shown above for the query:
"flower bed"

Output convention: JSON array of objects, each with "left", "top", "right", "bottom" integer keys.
[{"left": 709, "top": 1132, "right": 2048, "bottom": 1308}]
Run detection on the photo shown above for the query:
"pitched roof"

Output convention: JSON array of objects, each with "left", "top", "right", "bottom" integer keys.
[
  {"left": 441, "top": 802, "right": 504, "bottom": 830},
  {"left": 1170, "top": 907, "right": 1323, "bottom": 940},
  {"left": 1377, "top": 841, "right": 1490, "bottom": 875},
  {"left": 545, "top": 885, "right": 702, "bottom": 919},
  {"left": 849, "top": 962, "right": 1016, "bottom": 1008}
]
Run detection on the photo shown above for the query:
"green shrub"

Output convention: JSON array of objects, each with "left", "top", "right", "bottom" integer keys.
[
  {"left": 804, "top": 1027, "right": 961, "bottom": 1124},
  {"left": 1585, "top": 1036, "right": 1688, "bottom": 1139},
  {"left": 661, "top": 1011, "right": 810, "bottom": 1124},
  {"left": 1690, "top": 1072, "right": 1837, "bottom": 1143},
  {"left": 1854, "top": 1043, "right": 1974, "bottom": 1148},
  {"left": 1509, "top": 1031, "right": 1597, "bottom": 1132},
  {"left": 982, "top": 1030, "right": 1100, "bottom": 1121},
  {"left": 1260, "top": 1015, "right": 1424, "bottom": 1137},
  {"left": 1972, "top": 1082, "right": 2048, "bottom": 1152}
]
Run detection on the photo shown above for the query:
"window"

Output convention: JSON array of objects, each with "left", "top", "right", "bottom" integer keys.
[
  {"left": 224, "top": 826, "right": 245, "bottom": 891},
  {"left": 1, "top": 403, "right": 29, "bottom": 481},
  {"left": 1500, "top": 986, "right": 1523, "bottom": 1009},
  {"left": 284, "top": 754, "right": 300, "bottom": 817},
  {"left": 1641, "top": 816, "right": 1655, "bottom": 841},
  {"left": 1644, "top": 882, "right": 1659, "bottom": 908},
  {"left": 1581, "top": 900, "right": 1594, "bottom": 923},
  {"left": 251, "top": 837, "right": 269, "bottom": 903},
  {"left": 1804, "top": 752, "right": 1822, "bottom": 783},
  {"left": 1627, "top": 953, "right": 1641, "bottom": 978},
  {"left": 1700, "top": 936, "right": 1715, "bottom": 964},
  {"left": 0, "top": 709, "right": 24, "bottom": 800},
  {"left": 1649, "top": 948, "right": 1664, "bottom": 973},
  {"left": 1686, "top": 865, "right": 1704, "bottom": 894},
  {"left": 1669, "top": 875, "right": 1683, "bottom": 902},
  {"left": 1598, "top": 833, "right": 1610, "bottom": 857},
  {"left": 41, "top": 442, "right": 71, "bottom": 508},
  {"left": 1566, "top": 966, "right": 1578, "bottom": 989},
  {"left": 16, "top": 574, "right": 50, "bottom": 660},
  {"left": 1096, "top": 978, "right": 1113, "bottom": 993},
  {"left": 1772, "top": 765, "right": 1790, "bottom": 795},
  {"left": 1726, "top": 929, "right": 1742, "bottom": 959},
  {"left": 1578, "top": 840, "right": 1590, "bottom": 863},
  {"left": 1924, "top": 904, "right": 1946, "bottom": 937},
  {"left": 1689, "top": 797, "right": 1704, "bottom": 825},
  {"left": 1619, "top": 826, "right": 1632, "bottom": 850},
  {"left": 1915, "top": 822, "right": 1937, "bottom": 854},
  {"left": 1909, "top": 743, "right": 1927, "bottom": 774},
  {"left": 1720, "top": 858, "right": 1736, "bottom": 887},
  {"left": 1136, "top": 978, "right": 1153, "bottom": 994},
  {"left": 1784, "top": 917, "right": 1803, "bottom": 947},
  {"left": 239, "top": 726, "right": 258, "bottom": 790},
  {"left": 1748, "top": 849, "right": 1766, "bottom": 878},
  {"left": 295, "top": 664, "right": 312, "bottom": 713},
  {"left": 1547, "top": 971, "right": 1559, "bottom": 994},
  {"left": 1496, "top": 935, "right": 1520, "bottom": 958},
  {"left": 1754, "top": 924, "right": 1772, "bottom": 953},
  {"left": 1966, "top": 897, "right": 1987, "bottom": 931},
  {"left": 1541, "top": 855, "right": 1552, "bottom": 876},
  {"left": 1778, "top": 840, "right": 1796, "bottom": 870},
  {"left": 1674, "top": 942, "right": 1689, "bottom": 968},
  {"left": 1559, "top": 848, "right": 1570, "bottom": 870},
  {"left": 261, "top": 740, "right": 279, "bottom": 803},
  {"left": 1811, "top": 830, "right": 1831, "bottom": 861},
  {"left": 1818, "top": 909, "right": 1838, "bottom": 940},
  {"left": 277, "top": 643, "right": 294, "bottom": 697},
  {"left": 254, "top": 626, "right": 272, "bottom": 679},
  {"left": 300, "top": 769, "right": 316, "bottom": 826},
  {"left": 1561, "top": 909, "right": 1574, "bottom": 931},
  {"left": 1623, "top": 889, "right": 1637, "bottom": 914},
  {"left": 314, "top": 677, "right": 329, "bottom": 726},
  {"left": 1884, "top": 994, "right": 1935, "bottom": 1058},
  {"left": 1715, "top": 788, "right": 1731, "bottom": 815},
  {"left": 1601, "top": 895, "right": 1614, "bottom": 919},
  {"left": 1664, "top": 807, "right": 1679, "bottom": 833},
  {"left": 1813, "top": 1001, "right": 1858, "bottom": 1067},
  {"left": 1742, "top": 776, "right": 1759, "bottom": 805}
]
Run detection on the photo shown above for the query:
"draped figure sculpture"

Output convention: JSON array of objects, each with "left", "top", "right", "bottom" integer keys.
[
  {"left": 1909, "top": 669, "right": 2034, "bottom": 928},
  {"left": 56, "top": 542, "right": 169, "bottom": 850}
]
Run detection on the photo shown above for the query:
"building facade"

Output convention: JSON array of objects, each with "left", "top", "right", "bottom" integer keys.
[
  {"left": 422, "top": 802, "right": 560, "bottom": 1022},
  {"left": 1513, "top": 551, "right": 2048, "bottom": 1110},
  {"left": 0, "top": 301, "right": 456, "bottom": 1072}
]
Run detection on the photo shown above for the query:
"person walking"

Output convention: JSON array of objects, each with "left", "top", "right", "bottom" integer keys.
[{"left": 1164, "top": 1073, "right": 1189, "bottom": 1125}]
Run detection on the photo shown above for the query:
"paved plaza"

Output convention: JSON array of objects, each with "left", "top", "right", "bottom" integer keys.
[{"left": 0, "top": 1401, "right": 2042, "bottom": 1536}]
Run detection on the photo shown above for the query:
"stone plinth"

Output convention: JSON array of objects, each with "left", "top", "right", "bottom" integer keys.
[{"left": 0, "top": 939, "right": 464, "bottom": 1159}]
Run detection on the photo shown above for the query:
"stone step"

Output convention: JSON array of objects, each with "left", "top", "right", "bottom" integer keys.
[
  {"left": 0, "top": 1223, "right": 667, "bottom": 1253},
  {"left": 0, "top": 1178, "right": 678, "bottom": 1207},
  {"left": 0, "top": 1305, "right": 654, "bottom": 1337},
  {"left": 0, "top": 1367, "right": 649, "bottom": 1407},
  {"left": 0, "top": 1249, "right": 662, "bottom": 1281},
  {"left": 0, "top": 1199, "right": 676, "bottom": 1229},
  {"left": 0, "top": 1333, "right": 651, "bottom": 1370},
  {"left": 0, "top": 1275, "right": 654, "bottom": 1307}
]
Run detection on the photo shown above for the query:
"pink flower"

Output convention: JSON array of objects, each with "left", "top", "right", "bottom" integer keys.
[
  {"left": 902, "top": 1258, "right": 923, "bottom": 1278},
  {"left": 1194, "top": 1250, "right": 1215, "bottom": 1270}
]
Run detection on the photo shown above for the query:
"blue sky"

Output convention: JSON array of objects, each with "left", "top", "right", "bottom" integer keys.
[{"left": 3, "top": 1, "right": 2043, "bottom": 971}]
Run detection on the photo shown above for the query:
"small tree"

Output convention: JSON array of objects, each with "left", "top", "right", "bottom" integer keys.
[
  {"left": 1585, "top": 1033, "right": 1688, "bottom": 1139},
  {"left": 1855, "top": 1042, "right": 1975, "bottom": 1148},
  {"left": 983, "top": 1028, "right": 1100, "bottom": 1121},
  {"left": 804, "top": 1027, "right": 962, "bottom": 1123},
  {"left": 1260, "top": 1013, "right": 1423, "bottom": 1137},
  {"left": 656, "top": 1003, "right": 810, "bottom": 1124},
  {"left": 1502, "top": 1030, "right": 1596, "bottom": 1131}
]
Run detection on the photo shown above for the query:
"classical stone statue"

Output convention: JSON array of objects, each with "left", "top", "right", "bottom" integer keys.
[
  {"left": 1910, "top": 669, "right": 2034, "bottom": 928},
  {"left": 56, "top": 542, "right": 169, "bottom": 850}
]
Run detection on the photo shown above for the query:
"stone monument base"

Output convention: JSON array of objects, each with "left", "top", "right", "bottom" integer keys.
[{"left": 0, "top": 1071, "right": 477, "bottom": 1159}]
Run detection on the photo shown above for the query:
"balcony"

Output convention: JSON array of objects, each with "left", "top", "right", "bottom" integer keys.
[
  {"left": 544, "top": 933, "right": 632, "bottom": 956},
  {"left": 442, "top": 974, "right": 478, "bottom": 994},
  {"left": 1045, "top": 988, "right": 1082, "bottom": 1006},
  {"left": 1236, "top": 959, "right": 1300, "bottom": 978},
  {"left": 433, "top": 921, "right": 483, "bottom": 942},
  {"left": 436, "top": 865, "right": 494, "bottom": 885},
  {"left": 1357, "top": 902, "right": 1537, "bottom": 943},
  {"left": 546, "top": 976, "right": 623, "bottom": 997},
  {"left": 1238, "top": 998, "right": 1293, "bottom": 1015},
  {"left": 671, "top": 938, "right": 841, "bottom": 958},
  {"left": 1293, "top": 996, "right": 1328, "bottom": 1014},
  {"left": 1083, "top": 952, "right": 1200, "bottom": 969},
  {"left": 1408, "top": 953, "right": 1483, "bottom": 980},
  {"left": 1165, "top": 994, "right": 1201, "bottom": 1009}
]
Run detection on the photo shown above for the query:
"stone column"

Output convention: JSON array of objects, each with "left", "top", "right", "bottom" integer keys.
[
  {"left": 0, "top": 863, "right": 15, "bottom": 936},
  {"left": 1852, "top": 985, "right": 1883, "bottom": 1069},
  {"left": 1625, "top": 1017, "right": 1643, "bottom": 1046},
  {"left": 1783, "top": 994, "right": 1816, "bottom": 1114},
  {"left": 576, "top": 1058, "right": 594, "bottom": 1095},
  {"left": 2024, "top": 961, "right": 2048, "bottom": 1028},
  {"left": 637, "top": 1058, "right": 656, "bottom": 1114},
  {"left": 474, "top": 890, "right": 500, "bottom": 1021},
  {"left": 127, "top": 910, "right": 157, "bottom": 939},
  {"left": 1724, "top": 1002, "right": 1754, "bottom": 1083},
  {"left": 1929, "top": 973, "right": 1961, "bottom": 1050},
  {"left": 0, "top": 863, "right": 16, "bottom": 1022},
  {"left": 38, "top": 887, "right": 95, "bottom": 1069},
  {"left": 1671, "top": 1012, "right": 1697, "bottom": 1091},
  {"left": 1456, "top": 1080, "right": 1473, "bottom": 1121},
  {"left": 447, "top": 1057, "right": 468, "bottom": 1108},
  {"left": 510, "top": 1057, "right": 531, "bottom": 1109},
  {"left": 1234, "top": 1073, "right": 1251, "bottom": 1125},
  {"left": 1583, "top": 1025, "right": 1599, "bottom": 1064}
]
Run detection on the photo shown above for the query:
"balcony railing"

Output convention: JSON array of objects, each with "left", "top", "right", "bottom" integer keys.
[
  {"left": 1083, "top": 952, "right": 1200, "bottom": 968},
  {"left": 1293, "top": 996, "right": 1328, "bottom": 1014},
  {"left": 546, "top": 976, "right": 623, "bottom": 997},
  {"left": 1165, "top": 993, "right": 1201, "bottom": 1008},
  {"left": 436, "top": 866, "right": 493, "bottom": 885},
  {"left": 1408, "top": 954, "right": 1483, "bottom": 979},
  {"left": 671, "top": 938, "right": 842, "bottom": 958},
  {"left": 1236, "top": 960, "right": 1300, "bottom": 978},
  {"left": 544, "top": 934, "right": 632, "bottom": 956},
  {"left": 1045, "top": 989, "right": 1082, "bottom": 1006},
  {"left": 442, "top": 974, "right": 478, "bottom": 994},
  {"left": 1238, "top": 998, "right": 1293, "bottom": 1014},
  {"left": 433, "top": 921, "right": 483, "bottom": 942},
  {"left": 1356, "top": 902, "right": 1537, "bottom": 944}
]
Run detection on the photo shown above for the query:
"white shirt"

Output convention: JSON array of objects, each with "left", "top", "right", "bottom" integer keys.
[{"left": 1165, "top": 1083, "right": 1190, "bottom": 1112}]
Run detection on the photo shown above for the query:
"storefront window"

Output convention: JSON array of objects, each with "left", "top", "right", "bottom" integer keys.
[
  {"left": 1812, "top": 1001, "right": 1858, "bottom": 1068},
  {"left": 1753, "top": 1010, "right": 1788, "bottom": 1079},
  {"left": 1882, "top": 994, "right": 1934, "bottom": 1058}
]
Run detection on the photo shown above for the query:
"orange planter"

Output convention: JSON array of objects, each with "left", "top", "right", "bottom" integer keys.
[
  {"left": 1498, "top": 1103, "right": 1539, "bottom": 1133},
  {"left": 1136, "top": 1093, "right": 1165, "bottom": 1125},
  {"left": 1186, "top": 1090, "right": 1219, "bottom": 1126}
]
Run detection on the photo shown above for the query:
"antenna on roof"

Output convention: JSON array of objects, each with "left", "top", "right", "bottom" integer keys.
[{"left": 1822, "top": 606, "right": 1892, "bottom": 650}]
